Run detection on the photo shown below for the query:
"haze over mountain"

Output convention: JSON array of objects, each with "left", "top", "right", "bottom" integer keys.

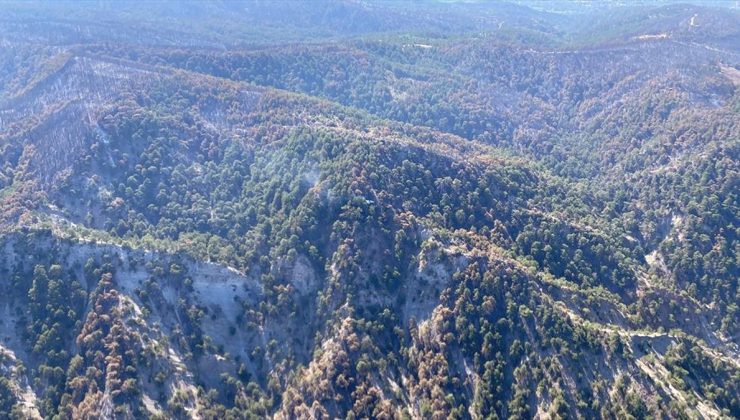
[{"left": 0, "top": 1, "right": 738, "bottom": 419}]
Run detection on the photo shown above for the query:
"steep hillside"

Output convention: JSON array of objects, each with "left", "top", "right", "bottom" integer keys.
[
  {"left": 88, "top": 19, "right": 739, "bottom": 330},
  {"left": 0, "top": 1, "right": 738, "bottom": 419}
]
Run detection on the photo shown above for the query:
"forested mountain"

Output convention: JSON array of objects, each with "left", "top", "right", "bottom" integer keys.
[{"left": 0, "top": 1, "right": 738, "bottom": 419}]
